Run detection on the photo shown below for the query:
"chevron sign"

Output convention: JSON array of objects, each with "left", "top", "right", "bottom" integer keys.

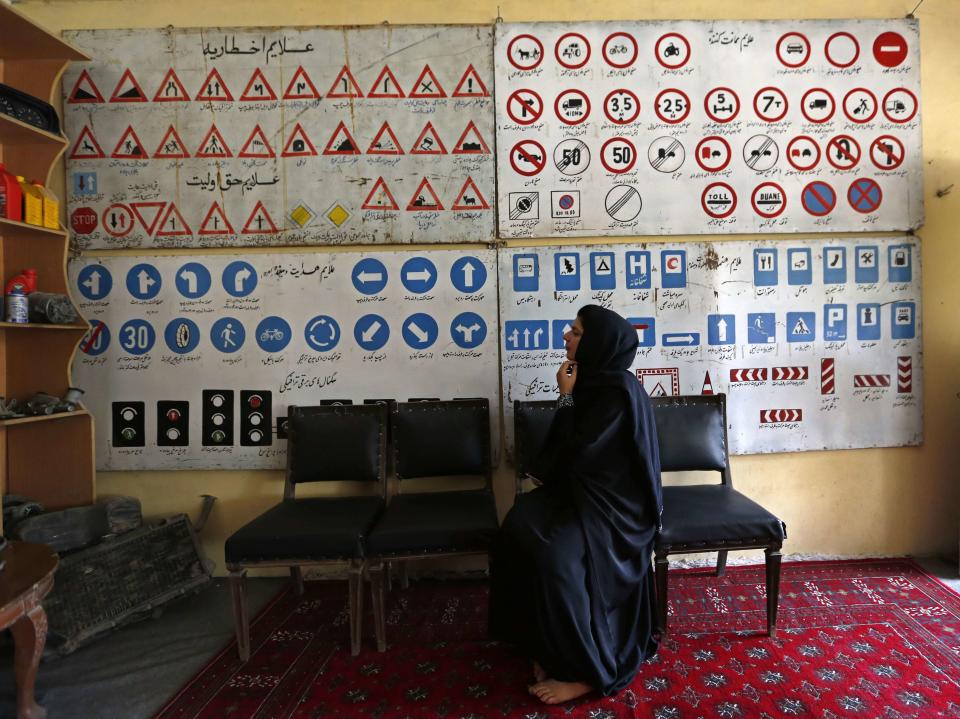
[
  {"left": 821, "top": 358, "right": 835, "bottom": 394},
  {"left": 854, "top": 374, "right": 891, "bottom": 388},
  {"left": 897, "top": 356, "right": 912, "bottom": 393},
  {"left": 760, "top": 409, "right": 803, "bottom": 423},
  {"left": 730, "top": 368, "right": 768, "bottom": 382},
  {"left": 772, "top": 366, "right": 809, "bottom": 381}
]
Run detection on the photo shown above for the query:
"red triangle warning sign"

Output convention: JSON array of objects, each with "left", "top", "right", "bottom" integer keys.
[
  {"left": 68, "top": 70, "right": 104, "bottom": 103},
  {"left": 196, "top": 125, "right": 232, "bottom": 158},
  {"left": 153, "top": 125, "right": 190, "bottom": 159},
  {"left": 69, "top": 126, "right": 106, "bottom": 159},
  {"left": 701, "top": 371, "right": 714, "bottom": 395},
  {"left": 366, "top": 122, "right": 404, "bottom": 155},
  {"left": 111, "top": 126, "right": 148, "bottom": 159},
  {"left": 156, "top": 203, "right": 193, "bottom": 236},
  {"left": 195, "top": 68, "right": 233, "bottom": 101},
  {"left": 452, "top": 65, "right": 489, "bottom": 97},
  {"left": 451, "top": 177, "right": 490, "bottom": 210},
  {"left": 110, "top": 69, "right": 147, "bottom": 102},
  {"left": 238, "top": 125, "right": 275, "bottom": 158},
  {"left": 281, "top": 123, "right": 317, "bottom": 157},
  {"left": 409, "top": 65, "right": 446, "bottom": 98},
  {"left": 283, "top": 66, "right": 321, "bottom": 100},
  {"left": 242, "top": 201, "right": 279, "bottom": 234},
  {"left": 239, "top": 68, "right": 277, "bottom": 101},
  {"left": 361, "top": 177, "right": 400, "bottom": 211},
  {"left": 452, "top": 121, "right": 490, "bottom": 155},
  {"left": 326, "top": 65, "right": 363, "bottom": 98},
  {"left": 130, "top": 201, "right": 166, "bottom": 235},
  {"left": 410, "top": 122, "right": 447, "bottom": 155},
  {"left": 322, "top": 121, "right": 360, "bottom": 155},
  {"left": 152, "top": 69, "right": 190, "bottom": 102},
  {"left": 406, "top": 177, "right": 444, "bottom": 211},
  {"left": 367, "top": 66, "right": 405, "bottom": 98},
  {"left": 198, "top": 202, "right": 235, "bottom": 235}
]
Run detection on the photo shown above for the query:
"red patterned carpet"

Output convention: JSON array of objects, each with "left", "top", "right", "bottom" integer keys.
[{"left": 155, "top": 559, "right": 960, "bottom": 718}]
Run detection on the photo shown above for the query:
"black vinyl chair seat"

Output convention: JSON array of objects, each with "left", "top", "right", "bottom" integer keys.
[
  {"left": 225, "top": 496, "right": 385, "bottom": 564},
  {"left": 367, "top": 489, "right": 498, "bottom": 556},
  {"left": 658, "top": 485, "right": 785, "bottom": 548}
]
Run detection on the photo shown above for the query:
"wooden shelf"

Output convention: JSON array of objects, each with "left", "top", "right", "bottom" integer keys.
[
  {"left": 0, "top": 113, "right": 67, "bottom": 147},
  {"left": 0, "top": 409, "right": 90, "bottom": 428},
  {"left": 0, "top": 322, "right": 86, "bottom": 331},
  {"left": 0, "top": 217, "right": 66, "bottom": 239},
  {"left": 0, "top": 4, "right": 87, "bottom": 62}
]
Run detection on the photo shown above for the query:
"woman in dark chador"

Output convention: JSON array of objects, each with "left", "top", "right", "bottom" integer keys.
[{"left": 490, "top": 304, "right": 663, "bottom": 705}]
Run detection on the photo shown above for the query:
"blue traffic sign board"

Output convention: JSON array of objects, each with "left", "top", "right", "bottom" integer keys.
[
  {"left": 77, "top": 265, "right": 112, "bottom": 300},
  {"left": 786, "top": 311, "right": 815, "bottom": 342},
  {"left": 855, "top": 246, "right": 879, "bottom": 284},
  {"left": 554, "top": 252, "right": 581, "bottom": 291},
  {"left": 823, "top": 304, "right": 848, "bottom": 341},
  {"left": 402, "top": 313, "right": 439, "bottom": 349},
  {"left": 747, "top": 312, "right": 776, "bottom": 344},
  {"left": 888, "top": 244, "right": 912, "bottom": 283},
  {"left": 126, "top": 263, "right": 162, "bottom": 299},
  {"left": 787, "top": 248, "right": 812, "bottom": 285},
  {"left": 625, "top": 251, "right": 651, "bottom": 289},
  {"left": 223, "top": 261, "right": 258, "bottom": 297},
  {"left": 118, "top": 319, "right": 155, "bottom": 355},
  {"left": 256, "top": 316, "right": 291, "bottom": 352},
  {"left": 354, "top": 314, "right": 389, "bottom": 351},
  {"left": 890, "top": 301, "right": 916, "bottom": 339},
  {"left": 513, "top": 254, "right": 539, "bottom": 292},
  {"left": 856, "top": 303, "right": 881, "bottom": 340},
  {"left": 450, "top": 257, "right": 487, "bottom": 293},
  {"left": 823, "top": 246, "right": 847, "bottom": 284},
  {"left": 450, "top": 312, "right": 487, "bottom": 349},
  {"left": 552, "top": 319, "right": 574, "bottom": 349},
  {"left": 352, "top": 258, "right": 388, "bottom": 295},
  {"left": 661, "top": 251, "right": 687, "bottom": 288},
  {"left": 401, "top": 257, "right": 437, "bottom": 294},
  {"left": 175, "top": 262, "right": 211, "bottom": 299},
  {"left": 626, "top": 317, "right": 656, "bottom": 347},
  {"left": 848, "top": 178, "right": 882, "bottom": 214},
  {"left": 662, "top": 331, "right": 700, "bottom": 347},
  {"left": 589, "top": 252, "right": 616, "bottom": 290},
  {"left": 72, "top": 171, "right": 98, "bottom": 196},
  {"left": 304, "top": 315, "right": 340, "bottom": 352},
  {"left": 80, "top": 320, "right": 110, "bottom": 355},
  {"left": 801, "top": 180, "right": 836, "bottom": 216},
  {"left": 707, "top": 314, "right": 735, "bottom": 345},
  {"left": 504, "top": 320, "right": 549, "bottom": 351},
  {"left": 210, "top": 317, "right": 245, "bottom": 353},
  {"left": 164, "top": 318, "right": 201, "bottom": 354},
  {"left": 753, "top": 249, "right": 778, "bottom": 286}
]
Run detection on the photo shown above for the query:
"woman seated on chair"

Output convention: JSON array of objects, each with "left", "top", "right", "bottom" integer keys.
[{"left": 490, "top": 304, "right": 663, "bottom": 705}]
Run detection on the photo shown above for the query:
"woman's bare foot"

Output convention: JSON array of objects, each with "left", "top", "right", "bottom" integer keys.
[
  {"left": 528, "top": 679, "right": 592, "bottom": 704},
  {"left": 532, "top": 661, "right": 548, "bottom": 682}
]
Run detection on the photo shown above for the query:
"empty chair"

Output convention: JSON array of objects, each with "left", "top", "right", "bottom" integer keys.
[
  {"left": 366, "top": 399, "right": 498, "bottom": 651},
  {"left": 224, "top": 404, "right": 387, "bottom": 659},
  {"left": 651, "top": 394, "right": 786, "bottom": 637},
  {"left": 512, "top": 400, "right": 557, "bottom": 494}
]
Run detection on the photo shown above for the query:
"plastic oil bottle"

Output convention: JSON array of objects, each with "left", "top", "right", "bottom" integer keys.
[
  {"left": 18, "top": 176, "right": 43, "bottom": 226},
  {"left": 33, "top": 181, "right": 60, "bottom": 230},
  {"left": 0, "top": 163, "right": 23, "bottom": 222}
]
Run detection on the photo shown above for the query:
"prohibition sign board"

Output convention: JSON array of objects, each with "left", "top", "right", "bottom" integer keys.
[
  {"left": 655, "top": 89, "right": 691, "bottom": 124},
  {"left": 510, "top": 140, "right": 547, "bottom": 176},
  {"left": 604, "top": 89, "right": 640, "bottom": 125},
  {"left": 695, "top": 136, "right": 731, "bottom": 172},
  {"left": 873, "top": 31, "right": 908, "bottom": 68},
  {"left": 555, "top": 89, "right": 591, "bottom": 125},
  {"left": 556, "top": 33, "right": 590, "bottom": 69},
  {"left": 507, "top": 34, "right": 544, "bottom": 71},
  {"left": 602, "top": 32, "right": 638, "bottom": 68},
  {"left": 648, "top": 137, "right": 685, "bottom": 173},
  {"left": 753, "top": 87, "right": 788, "bottom": 122},
  {"left": 600, "top": 137, "right": 638, "bottom": 174},
  {"left": 704, "top": 87, "right": 739, "bottom": 123},
  {"left": 842, "top": 88, "right": 877, "bottom": 123},
  {"left": 102, "top": 203, "right": 135, "bottom": 237},
  {"left": 826, "top": 135, "right": 861, "bottom": 170},
  {"left": 848, "top": 178, "right": 882, "bottom": 214},
  {"left": 882, "top": 88, "right": 918, "bottom": 123},
  {"left": 801, "top": 180, "right": 837, "bottom": 216},
  {"left": 801, "top": 88, "right": 835, "bottom": 123},
  {"left": 776, "top": 32, "right": 811, "bottom": 67},
  {"left": 786, "top": 136, "right": 820, "bottom": 171},
  {"left": 751, "top": 182, "right": 787, "bottom": 218},
  {"left": 553, "top": 139, "right": 591, "bottom": 175},
  {"left": 743, "top": 134, "right": 779, "bottom": 172},
  {"left": 702, "top": 182, "right": 737, "bottom": 218},
  {"left": 825, "top": 32, "right": 860, "bottom": 68},
  {"left": 870, "top": 135, "right": 905, "bottom": 170},
  {"left": 506, "top": 89, "right": 543, "bottom": 125},
  {"left": 655, "top": 33, "right": 691, "bottom": 69}
]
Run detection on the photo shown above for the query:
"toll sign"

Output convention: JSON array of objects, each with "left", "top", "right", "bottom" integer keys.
[{"left": 702, "top": 182, "right": 737, "bottom": 218}]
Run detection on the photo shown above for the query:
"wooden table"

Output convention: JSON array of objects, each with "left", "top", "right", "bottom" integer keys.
[{"left": 0, "top": 542, "right": 57, "bottom": 719}]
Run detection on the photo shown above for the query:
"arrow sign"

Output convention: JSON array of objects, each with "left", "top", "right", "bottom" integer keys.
[
  {"left": 357, "top": 271, "right": 383, "bottom": 284},
  {"left": 407, "top": 320, "right": 429, "bottom": 343},
  {"left": 178, "top": 269, "right": 198, "bottom": 294},
  {"left": 137, "top": 270, "right": 155, "bottom": 295},
  {"left": 405, "top": 269, "right": 432, "bottom": 283},
  {"left": 461, "top": 261, "right": 476, "bottom": 288},
  {"left": 233, "top": 267, "right": 252, "bottom": 293},
  {"left": 662, "top": 332, "right": 700, "bottom": 346},
  {"left": 82, "top": 270, "right": 101, "bottom": 296}
]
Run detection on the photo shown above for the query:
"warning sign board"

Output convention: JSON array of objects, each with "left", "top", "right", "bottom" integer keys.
[
  {"left": 240, "top": 68, "right": 277, "bottom": 101},
  {"left": 362, "top": 178, "right": 400, "bottom": 211},
  {"left": 152, "top": 69, "right": 189, "bottom": 102},
  {"left": 284, "top": 67, "right": 321, "bottom": 100},
  {"left": 368, "top": 66, "right": 405, "bottom": 98},
  {"left": 68, "top": 70, "right": 104, "bottom": 103}
]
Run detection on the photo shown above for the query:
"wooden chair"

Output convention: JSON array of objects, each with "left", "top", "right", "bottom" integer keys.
[
  {"left": 651, "top": 393, "right": 786, "bottom": 637},
  {"left": 512, "top": 400, "right": 557, "bottom": 494},
  {"left": 224, "top": 404, "right": 387, "bottom": 659},
  {"left": 366, "top": 399, "right": 498, "bottom": 651}
]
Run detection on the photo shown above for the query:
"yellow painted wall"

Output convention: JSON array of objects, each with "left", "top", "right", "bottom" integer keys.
[{"left": 16, "top": 0, "right": 959, "bottom": 573}]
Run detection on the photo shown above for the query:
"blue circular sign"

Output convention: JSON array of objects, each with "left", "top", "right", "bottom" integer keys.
[
  {"left": 401, "top": 312, "right": 439, "bottom": 349},
  {"left": 354, "top": 314, "right": 390, "bottom": 351},
  {"left": 801, "top": 181, "right": 837, "bottom": 217},
  {"left": 125, "top": 263, "right": 162, "bottom": 300},
  {"left": 118, "top": 319, "right": 156, "bottom": 355},
  {"left": 351, "top": 258, "right": 388, "bottom": 295},
  {"left": 450, "top": 256, "right": 488, "bottom": 293},
  {"left": 175, "top": 262, "right": 212, "bottom": 299},
  {"left": 210, "top": 317, "right": 245, "bottom": 353},
  {"left": 304, "top": 315, "right": 341, "bottom": 352},
  {"left": 77, "top": 265, "right": 112, "bottom": 300},
  {"left": 164, "top": 318, "right": 201, "bottom": 354},
  {"left": 256, "top": 316, "right": 291, "bottom": 352},
  {"left": 80, "top": 319, "right": 110, "bottom": 355},
  {"left": 222, "top": 261, "right": 258, "bottom": 297},
  {"left": 450, "top": 312, "right": 487, "bottom": 349},
  {"left": 400, "top": 257, "right": 438, "bottom": 294}
]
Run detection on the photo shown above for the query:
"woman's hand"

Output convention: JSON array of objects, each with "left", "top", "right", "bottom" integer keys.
[{"left": 557, "top": 361, "right": 577, "bottom": 395}]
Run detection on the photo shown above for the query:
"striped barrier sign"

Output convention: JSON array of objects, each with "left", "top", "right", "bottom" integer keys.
[
  {"left": 821, "top": 358, "right": 836, "bottom": 394},
  {"left": 772, "top": 366, "right": 809, "bottom": 381},
  {"left": 730, "top": 368, "right": 768, "bottom": 382},
  {"left": 897, "top": 356, "right": 912, "bottom": 393},
  {"left": 760, "top": 409, "right": 803, "bottom": 423},
  {"left": 854, "top": 374, "right": 891, "bottom": 388}
]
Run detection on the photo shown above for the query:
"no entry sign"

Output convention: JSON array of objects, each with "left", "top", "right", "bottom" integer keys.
[{"left": 873, "top": 31, "right": 908, "bottom": 67}]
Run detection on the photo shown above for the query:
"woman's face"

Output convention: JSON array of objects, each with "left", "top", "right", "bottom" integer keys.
[{"left": 563, "top": 316, "right": 584, "bottom": 361}]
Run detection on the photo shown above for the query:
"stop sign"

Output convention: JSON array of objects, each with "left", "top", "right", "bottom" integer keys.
[{"left": 71, "top": 207, "right": 98, "bottom": 234}]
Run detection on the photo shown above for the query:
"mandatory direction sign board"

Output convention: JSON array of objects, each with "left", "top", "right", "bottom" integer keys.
[{"left": 495, "top": 19, "right": 922, "bottom": 239}]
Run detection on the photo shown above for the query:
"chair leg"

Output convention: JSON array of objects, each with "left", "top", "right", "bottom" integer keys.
[
  {"left": 716, "top": 550, "right": 728, "bottom": 576},
  {"left": 368, "top": 560, "right": 387, "bottom": 652},
  {"left": 291, "top": 566, "right": 305, "bottom": 595},
  {"left": 765, "top": 547, "right": 783, "bottom": 638},
  {"left": 229, "top": 569, "right": 250, "bottom": 662},
  {"left": 348, "top": 559, "right": 363, "bottom": 656},
  {"left": 654, "top": 551, "right": 669, "bottom": 637}
]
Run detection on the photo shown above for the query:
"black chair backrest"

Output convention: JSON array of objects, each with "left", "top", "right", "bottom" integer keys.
[
  {"left": 650, "top": 394, "right": 731, "bottom": 484},
  {"left": 513, "top": 400, "right": 557, "bottom": 484},
  {"left": 285, "top": 404, "right": 387, "bottom": 493},
  {"left": 392, "top": 399, "right": 490, "bottom": 484}
]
